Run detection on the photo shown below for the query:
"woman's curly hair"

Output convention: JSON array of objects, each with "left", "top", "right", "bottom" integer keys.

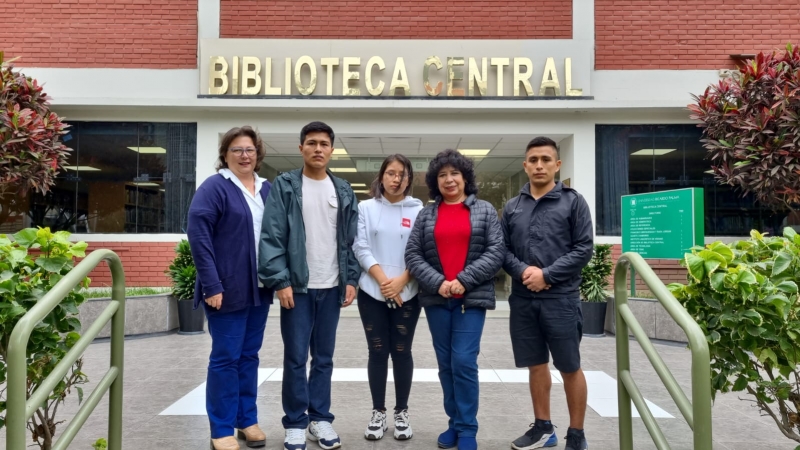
[{"left": 425, "top": 149, "right": 479, "bottom": 200}]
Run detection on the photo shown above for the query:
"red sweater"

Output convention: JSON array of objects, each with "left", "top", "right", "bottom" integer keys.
[{"left": 434, "top": 202, "right": 471, "bottom": 298}]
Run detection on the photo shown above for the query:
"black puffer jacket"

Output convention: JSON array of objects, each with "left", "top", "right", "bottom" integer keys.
[{"left": 404, "top": 195, "right": 505, "bottom": 310}]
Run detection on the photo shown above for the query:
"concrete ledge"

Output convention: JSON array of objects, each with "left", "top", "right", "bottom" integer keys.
[
  {"left": 604, "top": 297, "right": 687, "bottom": 344},
  {"left": 78, "top": 293, "right": 178, "bottom": 338}
]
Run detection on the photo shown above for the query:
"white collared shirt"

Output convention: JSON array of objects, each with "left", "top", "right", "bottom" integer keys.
[{"left": 219, "top": 169, "right": 266, "bottom": 287}]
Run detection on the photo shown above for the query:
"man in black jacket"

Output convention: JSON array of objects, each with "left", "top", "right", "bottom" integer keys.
[{"left": 502, "top": 137, "right": 593, "bottom": 450}]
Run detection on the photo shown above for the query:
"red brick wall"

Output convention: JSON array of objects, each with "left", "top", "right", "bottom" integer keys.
[
  {"left": 3, "top": 0, "right": 197, "bottom": 68},
  {"left": 220, "top": 1, "right": 571, "bottom": 39},
  {"left": 83, "top": 242, "right": 177, "bottom": 288},
  {"left": 595, "top": 0, "right": 800, "bottom": 69},
  {"left": 610, "top": 244, "right": 687, "bottom": 293}
]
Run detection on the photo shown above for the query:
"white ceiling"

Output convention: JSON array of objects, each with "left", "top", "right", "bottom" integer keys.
[{"left": 261, "top": 134, "right": 569, "bottom": 181}]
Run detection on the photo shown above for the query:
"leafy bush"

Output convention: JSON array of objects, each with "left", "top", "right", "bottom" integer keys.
[
  {"left": 0, "top": 52, "right": 72, "bottom": 226},
  {"left": 689, "top": 43, "right": 800, "bottom": 210},
  {"left": 668, "top": 228, "right": 800, "bottom": 442},
  {"left": 167, "top": 239, "right": 195, "bottom": 300},
  {"left": 580, "top": 244, "right": 613, "bottom": 302},
  {"left": 0, "top": 227, "right": 90, "bottom": 449}
]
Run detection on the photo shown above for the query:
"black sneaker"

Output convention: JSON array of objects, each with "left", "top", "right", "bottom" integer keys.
[
  {"left": 511, "top": 422, "right": 558, "bottom": 449},
  {"left": 564, "top": 428, "right": 588, "bottom": 450}
]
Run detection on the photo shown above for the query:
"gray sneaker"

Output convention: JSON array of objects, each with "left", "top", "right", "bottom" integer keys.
[
  {"left": 511, "top": 422, "right": 558, "bottom": 449},
  {"left": 393, "top": 409, "right": 413, "bottom": 440},
  {"left": 364, "top": 409, "right": 387, "bottom": 440}
]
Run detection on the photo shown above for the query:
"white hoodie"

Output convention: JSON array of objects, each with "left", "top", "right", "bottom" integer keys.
[{"left": 353, "top": 195, "right": 424, "bottom": 302}]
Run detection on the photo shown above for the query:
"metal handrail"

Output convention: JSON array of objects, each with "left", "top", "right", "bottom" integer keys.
[
  {"left": 6, "top": 250, "right": 125, "bottom": 450},
  {"left": 614, "top": 252, "right": 712, "bottom": 450}
]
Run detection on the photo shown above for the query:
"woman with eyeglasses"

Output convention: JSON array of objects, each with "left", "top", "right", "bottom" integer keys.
[
  {"left": 352, "top": 154, "right": 424, "bottom": 442},
  {"left": 187, "top": 126, "right": 273, "bottom": 450},
  {"left": 404, "top": 149, "right": 505, "bottom": 450}
]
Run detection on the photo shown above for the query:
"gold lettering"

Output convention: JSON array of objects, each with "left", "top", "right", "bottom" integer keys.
[
  {"left": 232, "top": 56, "right": 240, "bottom": 95},
  {"left": 513, "top": 57, "right": 534, "bottom": 97},
  {"left": 241, "top": 56, "right": 261, "bottom": 95},
  {"left": 294, "top": 55, "right": 317, "bottom": 96},
  {"left": 285, "top": 57, "right": 292, "bottom": 95},
  {"left": 264, "top": 58, "right": 281, "bottom": 95},
  {"left": 365, "top": 56, "right": 386, "bottom": 96},
  {"left": 208, "top": 56, "right": 228, "bottom": 95},
  {"left": 423, "top": 56, "right": 443, "bottom": 97},
  {"left": 565, "top": 58, "right": 583, "bottom": 96},
  {"left": 468, "top": 57, "right": 487, "bottom": 97},
  {"left": 490, "top": 57, "right": 510, "bottom": 97},
  {"left": 538, "top": 57, "right": 561, "bottom": 96},
  {"left": 447, "top": 57, "right": 465, "bottom": 97},
  {"left": 320, "top": 57, "right": 339, "bottom": 96},
  {"left": 389, "top": 57, "right": 410, "bottom": 96},
  {"left": 342, "top": 57, "right": 361, "bottom": 96}
]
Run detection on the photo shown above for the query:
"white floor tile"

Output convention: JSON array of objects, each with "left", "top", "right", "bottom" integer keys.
[{"left": 158, "top": 368, "right": 673, "bottom": 419}]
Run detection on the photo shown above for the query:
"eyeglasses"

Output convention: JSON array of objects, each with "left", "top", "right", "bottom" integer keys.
[
  {"left": 385, "top": 171, "right": 408, "bottom": 180},
  {"left": 229, "top": 147, "right": 257, "bottom": 156}
]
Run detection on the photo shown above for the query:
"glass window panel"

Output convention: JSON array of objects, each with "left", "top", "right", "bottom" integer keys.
[
  {"left": 596, "top": 124, "right": 784, "bottom": 237},
  {"left": 0, "top": 121, "right": 197, "bottom": 234}
]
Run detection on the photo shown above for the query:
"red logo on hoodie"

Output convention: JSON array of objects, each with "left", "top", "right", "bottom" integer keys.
[{"left": 402, "top": 218, "right": 411, "bottom": 228}]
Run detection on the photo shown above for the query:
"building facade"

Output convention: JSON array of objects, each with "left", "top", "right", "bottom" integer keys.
[{"left": 4, "top": 0, "right": 800, "bottom": 291}]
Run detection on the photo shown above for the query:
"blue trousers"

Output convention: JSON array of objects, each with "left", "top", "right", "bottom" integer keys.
[
  {"left": 205, "top": 302, "right": 270, "bottom": 438},
  {"left": 425, "top": 300, "right": 486, "bottom": 438},
  {"left": 280, "top": 287, "right": 341, "bottom": 429}
]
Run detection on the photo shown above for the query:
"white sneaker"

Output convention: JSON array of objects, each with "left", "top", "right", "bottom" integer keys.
[
  {"left": 393, "top": 409, "right": 413, "bottom": 440},
  {"left": 307, "top": 421, "right": 341, "bottom": 449},
  {"left": 284, "top": 428, "right": 306, "bottom": 450},
  {"left": 364, "top": 409, "right": 388, "bottom": 440}
]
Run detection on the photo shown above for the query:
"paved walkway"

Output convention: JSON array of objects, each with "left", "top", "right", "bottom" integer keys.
[{"left": 1, "top": 316, "right": 796, "bottom": 450}]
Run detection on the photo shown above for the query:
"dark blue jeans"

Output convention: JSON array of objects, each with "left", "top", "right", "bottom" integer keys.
[
  {"left": 280, "top": 287, "right": 341, "bottom": 429},
  {"left": 205, "top": 302, "right": 270, "bottom": 438},
  {"left": 425, "top": 300, "right": 486, "bottom": 438}
]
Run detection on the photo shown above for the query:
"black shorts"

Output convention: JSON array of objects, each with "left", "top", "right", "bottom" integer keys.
[{"left": 508, "top": 294, "right": 583, "bottom": 373}]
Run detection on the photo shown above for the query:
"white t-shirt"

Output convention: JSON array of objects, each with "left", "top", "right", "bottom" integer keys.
[{"left": 302, "top": 174, "right": 340, "bottom": 288}]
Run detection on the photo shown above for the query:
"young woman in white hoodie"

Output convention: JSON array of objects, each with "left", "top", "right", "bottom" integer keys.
[{"left": 353, "top": 154, "right": 424, "bottom": 442}]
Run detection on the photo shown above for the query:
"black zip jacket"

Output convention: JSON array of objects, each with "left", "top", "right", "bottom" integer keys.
[
  {"left": 404, "top": 195, "right": 504, "bottom": 310},
  {"left": 501, "top": 181, "right": 594, "bottom": 299}
]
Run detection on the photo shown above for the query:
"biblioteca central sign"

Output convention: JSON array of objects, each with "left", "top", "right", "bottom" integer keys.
[
  {"left": 207, "top": 55, "right": 583, "bottom": 97},
  {"left": 199, "top": 39, "right": 592, "bottom": 98}
]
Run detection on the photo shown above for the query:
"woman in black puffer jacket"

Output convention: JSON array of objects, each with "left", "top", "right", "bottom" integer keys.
[{"left": 404, "top": 149, "right": 504, "bottom": 450}]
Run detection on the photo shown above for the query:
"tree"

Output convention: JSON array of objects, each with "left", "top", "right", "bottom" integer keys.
[
  {"left": 689, "top": 43, "right": 800, "bottom": 211},
  {"left": 0, "top": 51, "right": 71, "bottom": 227}
]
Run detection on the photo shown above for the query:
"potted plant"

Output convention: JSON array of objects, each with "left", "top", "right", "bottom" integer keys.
[
  {"left": 167, "top": 239, "right": 205, "bottom": 334},
  {"left": 579, "top": 244, "right": 613, "bottom": 336}
]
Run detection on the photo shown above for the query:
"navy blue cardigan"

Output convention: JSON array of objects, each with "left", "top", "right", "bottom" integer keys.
[{"left": 187, "top": 174, "right": 274, "bottom": 313}]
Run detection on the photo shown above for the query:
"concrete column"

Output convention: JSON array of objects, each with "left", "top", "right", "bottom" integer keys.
[{"left": 198, "top": 0, "right": 221, "bottom": 39}]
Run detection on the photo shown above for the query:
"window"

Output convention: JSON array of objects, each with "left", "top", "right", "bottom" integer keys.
[
  {"left": 0, "top": 122, "right": 197, "bottom": 234},
  {"left": 596, "top": 124, "right": 784, "bottom": 236}
]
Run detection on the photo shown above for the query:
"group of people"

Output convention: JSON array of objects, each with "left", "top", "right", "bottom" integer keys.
[{"left": 186, "top": 121, "right": 594, "bottom": 450}]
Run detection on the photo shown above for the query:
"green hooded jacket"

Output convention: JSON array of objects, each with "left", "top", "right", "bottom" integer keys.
[{"left": 258, "top": 168, "right": 361, "bottom": 303}]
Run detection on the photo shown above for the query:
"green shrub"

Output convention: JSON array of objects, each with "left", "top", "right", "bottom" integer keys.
[
  {"left": 668, "top": 228, "right": 800, "bottom": 443},
  {"left": 580, "top": 244, "right": 613, "bottom": 302},
  {"left": 0, "top": 227, "right": 90, "bottom": 449},
  {"left": 167, "top": 239, "right": 195, "bottom": 300}
]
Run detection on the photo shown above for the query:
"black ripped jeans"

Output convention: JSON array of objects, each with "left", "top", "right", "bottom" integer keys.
[{"left": 357, "top": 290, "right": 422, "bottom": 412}]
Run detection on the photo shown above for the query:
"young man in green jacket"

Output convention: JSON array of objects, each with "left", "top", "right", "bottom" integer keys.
[{"left": 258, "top": 121, "right": 361, "bottom": 450}]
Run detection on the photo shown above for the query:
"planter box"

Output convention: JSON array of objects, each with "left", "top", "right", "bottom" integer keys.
[
  {"left": 77, "top": 293, "right": 181, "bottom": 338},
  {"left": 604, "top": 297, "right": 688, "bottom": 344}
]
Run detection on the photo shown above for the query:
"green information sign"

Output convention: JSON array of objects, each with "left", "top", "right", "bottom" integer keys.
[{"left": 621, "top": 188, "right": 705, "bottom": 259}]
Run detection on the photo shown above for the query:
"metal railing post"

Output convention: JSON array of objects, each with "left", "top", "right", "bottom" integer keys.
[
  {"left": 615, "top": 259, "right": 634, "bottom": 450},
  {"left": 614, "top": 252, "right": 713, "bottom": 450},
  {"left": 108, "top": 255, "right": 126, "bottom": 450},
  {"left": 6, "top": 249, "right": 125, "bottom": 450}
]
